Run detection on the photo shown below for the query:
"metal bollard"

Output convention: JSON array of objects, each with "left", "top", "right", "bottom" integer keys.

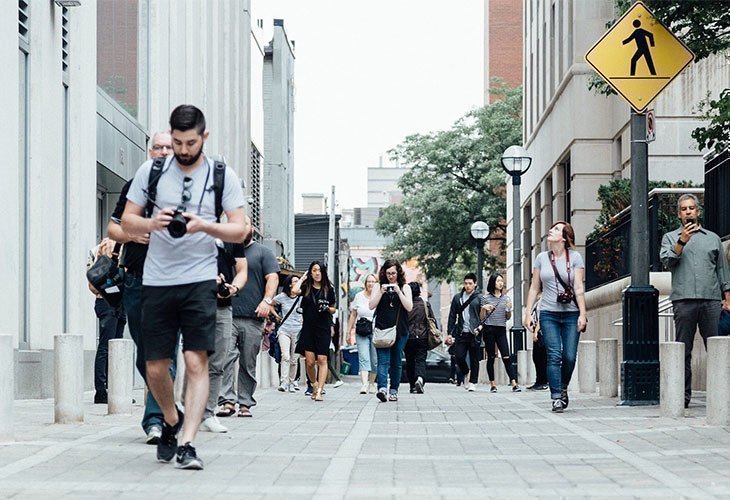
[
  {"left": 598, "top": 338, "right": 618, "bottom": 397},
  {"left": 517, "top": 350, "right": 528, "bottom": 385},
  {"left": 108, "top": 339, "right": 134, "bottom": 415},
  {"left": 0, "top": 335, "right": 14, "bottom": 442},
  {"left": 660, "top": 341, "right": 684, "bottom": 418},
  {"left": 706, "top": 336, "right": 730, "bottom": 426},
  {"left": 54, "top": 334, "right": 84, "bottom": 424},
  {"left": 578, "top": 341, "right": 597, "bottom": 394}
]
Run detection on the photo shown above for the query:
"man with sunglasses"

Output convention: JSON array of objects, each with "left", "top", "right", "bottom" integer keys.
[
  {"left": 122, "top": 105, "right": 248, "bottom": 470},
  {"left": 107, "top": 131, "right": 172, "bottom": 445}
]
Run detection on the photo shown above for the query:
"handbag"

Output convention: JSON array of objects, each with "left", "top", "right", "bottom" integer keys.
[
  {"left": 86, "top": 243, "right": 125, "bottom": 308},
  {"left": 355, "top": 317, "right": 373, "bottom": 336},
  {"left": 425, "top": 302, "right": 443, "bottom": 350},
  {"left": 373, "top": 308, "right": 400, "bottom": 348}
]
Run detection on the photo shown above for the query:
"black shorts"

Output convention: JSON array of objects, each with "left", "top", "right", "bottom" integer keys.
[
  {"left": 299, "top": 327, "right": 330, "bottom": 357},
  {"left": 141, "top": 280, "right": 217, "bottom": 360}
]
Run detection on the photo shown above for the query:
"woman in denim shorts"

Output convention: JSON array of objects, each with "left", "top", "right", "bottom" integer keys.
[{"left": 346, "top": 273, "right": 378, "bottom": 394}]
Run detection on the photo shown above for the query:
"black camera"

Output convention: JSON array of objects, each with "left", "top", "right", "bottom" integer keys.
[
  {"left": 168, "top": 206, "right": 189, "bottom": 238},
  {"left": 317, "top": 299, "right": 331, "bottom": 313},
  {"left": 217, "top": 281, "right": 231, "bottom": 298},
  {"left": 557, "top": 290, "right": 574, "bottom": 304},
  {"left": 382, "top": 284, "right": 397, "bottom": 293}
]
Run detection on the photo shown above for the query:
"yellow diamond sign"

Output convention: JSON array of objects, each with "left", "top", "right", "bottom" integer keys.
[{"left": 585, "top": 1, "right": 695, "bottom": 113}]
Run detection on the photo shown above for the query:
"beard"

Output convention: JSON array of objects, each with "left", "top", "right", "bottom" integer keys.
[{"left": 175, "top": 146, "right": 204, "bottom": 166}]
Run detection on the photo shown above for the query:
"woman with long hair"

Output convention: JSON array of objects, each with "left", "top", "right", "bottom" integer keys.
[
  {"left": 405, "top": 282, "right": 434, "bottom": 394},
  {"left": 524, "top": 221, "right": 587, "bottom": 413},
  {"left": 291, "top": 261, "right": 336, "bottom": 402},
  {"left": 272, "top": 275, "right": 303, "bottom": 393},
  {"left": 478, "top": 273, "right": 520, "bottom": 393},
  {"left": 369, "top": 259, "right": 413, "bottom": 402},
  {"left": 346, "top": 273, "right": 378, "bottom": 394}
]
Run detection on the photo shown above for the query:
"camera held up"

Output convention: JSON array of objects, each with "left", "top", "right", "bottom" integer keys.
[{"left": 168, "top": 205, "right": 189, "bottom": 238}]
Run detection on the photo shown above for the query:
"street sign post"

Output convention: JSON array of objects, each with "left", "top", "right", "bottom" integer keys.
[{"left": 585, "top": 1, "right": 695, "bottom": 112}]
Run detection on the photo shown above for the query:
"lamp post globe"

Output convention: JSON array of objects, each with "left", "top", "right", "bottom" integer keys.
[
  {"left": 501, "top": 145, "right": 532, "bottom": 177},
  {"left": 470, "top": 221, "right": 489, "bottom": 240}
]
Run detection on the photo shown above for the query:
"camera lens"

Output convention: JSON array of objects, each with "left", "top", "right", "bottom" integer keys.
[{"left": 168, "top": 210, "right": 188, "bottom": 238}]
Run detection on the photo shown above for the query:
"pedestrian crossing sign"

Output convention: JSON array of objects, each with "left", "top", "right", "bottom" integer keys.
[{"left": 585, "top": 1, "right": 694, "bottom": 113}]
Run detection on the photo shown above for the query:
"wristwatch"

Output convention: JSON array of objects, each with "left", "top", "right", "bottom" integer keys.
[{"left": 263, "top": 297, "right": 273, "bottom": 305}]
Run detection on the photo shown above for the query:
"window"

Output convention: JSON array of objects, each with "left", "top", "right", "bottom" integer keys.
[
  {"left": 96, "top": 0, "right": 139, "bottom": 117},
  {"left": 62, "top": 7, "right": 69, "bottom": 83},
  {"left": 562, "top": 156, "right": 572, "bottom": 222},
  {"left": 250, "top": 144, "right": 262, "bottom": 233},
  {"left": 18, "top": 0, "right": 29, "bottom": 49}
]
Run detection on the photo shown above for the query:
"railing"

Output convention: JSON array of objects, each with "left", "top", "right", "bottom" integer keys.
[
  {"left": 704, "top": 148, "right": 730, "bottom": 240},
  {"left": 613, "top": 297, "right": 675, "bottom": 342},
  {"left": 585, "top": 188, "right": 704, "bottom": 291}
]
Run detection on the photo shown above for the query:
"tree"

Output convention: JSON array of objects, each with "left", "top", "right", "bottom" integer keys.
[
  {"left": 589, "top": 0, "right": 730, "bottom": 152},
  {"left": 375, "top": 83, "right": 522, "bottom": 281}
]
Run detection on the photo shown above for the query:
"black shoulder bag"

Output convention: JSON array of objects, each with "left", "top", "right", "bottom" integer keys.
[{"left": 86, "top": 243, "right": 125, "bottom": 308}]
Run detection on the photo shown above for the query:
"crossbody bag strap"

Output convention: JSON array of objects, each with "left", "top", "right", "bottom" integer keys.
[
  {"left": 457, "top": 292, "right": 478, "bottom": 315},
  {"left": 279, "top": 296, "right": 301, "bottom": 327}
]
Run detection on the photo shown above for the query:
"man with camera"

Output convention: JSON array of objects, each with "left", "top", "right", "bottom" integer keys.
[
  {"left": 218, "top": 221, "right": 279, "bottom": 418},
  {"left": 660, "top": 194, "right": 730, "bottom": 409},
  {"left": 121, "top": 105, "right": 247, "bottom": 470},
  {"left": 107, "top": 131, "right": 172, "bottom": 444},
  {"left": 446, "top": 273, "right": 483, "bottom": 392}
]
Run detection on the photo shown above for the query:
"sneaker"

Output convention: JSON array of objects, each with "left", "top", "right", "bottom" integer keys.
[
  {"left": 293, "top": 381, "right": 300, "bottom": 391},
  {"left": 561, "top": 389, "right": 569, "bottom": 409},
  {"left": 199, "top": 416, "right": 228, "bottom": 433},
  {"left": 94, "top": 392, "right": 108, "bottom": 404},
  {"left": 388, "top": 392, "right": 398, "bottom": 401},
  {"left": 278, "top": 383, "right": 287, "bottom": 392},
  {"left": 288, "top": 384, "right": 296, "bottom": 393},
  {"left": 368, "top": 382, "right": 376, "bottom": 394},
  {"left": 490, "top": 386, "right": 497, "bottom": 393},
  {"left": 409, "top": 387, "right": 416, "bottom": 394},
  {"left": 376, "top": 388, "right": 388, "bottom": 403},
  {"left": 157, "top": 408, "right": 184, "bottom": 463},
  {"left": 527, "top": 383, "right": 548, "bottom": 391},
  {"left": 175, "top": 442, "right": 204, "bottom": 470},
  {"left": 512, "top": 385, "right": 522, "bottom": 392},
  {"left": 305, "top": 386, "right": 313, "bottom": 397},
  {"left": 414, "top": 377, "right": 424, "bottom": 394},
  {"left": 333, "top": 380, "right": 344, "bottom": 388},
  {"left": 360, "top": 384, "right": 368, "bottom": 394},
  {"left": 552, "top": 399, "right": 564, "bottom": 413},
  {"left": 467, "top": 383, "right": 477, "bottom": 392},
  {"left": 145, "top": 425, "right": 162, "bottom": 445}
]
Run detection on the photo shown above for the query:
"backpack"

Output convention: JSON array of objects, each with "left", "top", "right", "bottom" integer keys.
[{"left": 145, "top": 156, "right": 227, "bottom": 221}]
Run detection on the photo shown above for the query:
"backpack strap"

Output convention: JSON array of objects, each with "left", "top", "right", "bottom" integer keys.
[
  {"left": 212, "top": 160, "right": 226, "bottom": 222},
  {"left": 144, "top": 157, "right": 167, "bottom": 218}
]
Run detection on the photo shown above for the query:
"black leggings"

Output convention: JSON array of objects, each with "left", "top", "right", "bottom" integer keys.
[{"left": 483, "top": 325, "right": 517, "bottom": 382}]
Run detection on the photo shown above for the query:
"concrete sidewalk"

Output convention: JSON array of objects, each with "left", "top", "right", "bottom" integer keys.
[{"left": 1, "top": 379, "right": 729, "bottom": 499}]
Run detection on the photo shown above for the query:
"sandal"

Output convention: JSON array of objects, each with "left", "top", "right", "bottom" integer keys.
[
  {"left": 388, "top": 393, "right": 398, "bottom": 402},
  {"left": 237, "top": 406, "right": 252, "bottom": 417},
  {"left": 314, "top": 389, "right": 324, "bottom": 402},
  {"left": 216, "top": 403, "right": 236, "bottom": 418}
]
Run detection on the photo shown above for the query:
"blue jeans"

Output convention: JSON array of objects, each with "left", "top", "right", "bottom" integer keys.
[
  {"left": 540, "top": 310, "right": 580, "bottom": 399},
  {"left": 376, "top": 334, "right": 409, "bottom": 394},
  {"left": 123, "top": 273, "right": 177, "bottom": 432},
  {"left": 355, "top": 333, "right": 377, "bottom": 373}
]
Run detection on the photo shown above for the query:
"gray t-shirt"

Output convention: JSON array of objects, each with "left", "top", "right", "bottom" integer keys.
[
  {"left": 274, "top": 293, "right": 303, "bottom": 336},
  {"left": 126, "top": 155, "right": 246, "bottom": 286},
  {"left": 231, "top": 242, "right": 280, "bottom": 318},
  {"left": 534, "top": 250, "right": 584, "bottom": 312}
]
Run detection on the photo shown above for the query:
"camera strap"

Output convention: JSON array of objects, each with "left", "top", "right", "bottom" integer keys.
[
  {"left": 279, "top": 296, "right": 301, "bottom": 328},
  {"left": 549, "top": 251, "right": 578, "bottom": 307}
]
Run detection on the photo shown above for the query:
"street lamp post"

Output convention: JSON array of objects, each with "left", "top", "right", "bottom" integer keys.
[
  {"left": 470, "top": 221, "right": 489, "bottom": 290},
  {"left": 501, "top": 145, "right": 532, "bottom": 381}
]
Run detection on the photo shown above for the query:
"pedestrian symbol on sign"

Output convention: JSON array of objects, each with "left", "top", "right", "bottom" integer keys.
[{"left": 622, "top": 20, "right": 656, "bottom": 76}]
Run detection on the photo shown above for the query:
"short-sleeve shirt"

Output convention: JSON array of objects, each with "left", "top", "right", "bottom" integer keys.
[
  {"left": 274, "top": 293, "right": 303, "bottom": 335},
  {"left": 216, "top": 242, "right": 246, "bottom": 308},
  {"left": 231, "top": 242, "right": 280, "bottom": 318},
  {"left": 301, "top": 286, "right": 336, "bottom": 333},
  {"left": 481, "top": 293, "right": 510, "bottom": 327},
  {"left": 110, "top": 180, "right": 147, "bottom": 274},
  {"left": 126, "top": 155, "right": 246, "bottom": 286},
  {"left": 534, "top": 250, "right": 584, "bottom": 312},
  {"left": 350, "top": 291, "right": 375, "bottom": 321}
]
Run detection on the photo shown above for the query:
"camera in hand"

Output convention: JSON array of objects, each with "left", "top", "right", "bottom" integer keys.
[
  {"left": 383, "top": 284, "right": 397, "bottom": 293},
  {"left": 217, "top": 281, "right": 231, "bottom": 298},
  {"left": 317, "top": 299, "right": 331, "bottom": 313},
  {"left": 557, "top": 290, "right": 574, "bottom": 304},
  {"left": 168, "top": 205, "right": 189, "bottom": 238}
]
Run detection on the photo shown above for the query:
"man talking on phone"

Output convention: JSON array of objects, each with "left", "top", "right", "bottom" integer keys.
[{"left": 660, "top": 194, "right": 730, "bottom": 409}]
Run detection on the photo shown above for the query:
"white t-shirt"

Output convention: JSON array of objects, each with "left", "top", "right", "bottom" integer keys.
[
  {"left": 274, "top": 293, "right": 303, "bottom": 336},
  {"left": 350, "top": 291, "right": 375, "bottom": 321},
  {"left": 126, "top": 155, "right": 246, "bottom": 286},
  {"left": 534, "top": 249, "right": 585, "bottom": 312}
]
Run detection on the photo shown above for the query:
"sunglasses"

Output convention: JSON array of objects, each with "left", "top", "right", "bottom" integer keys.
[{"left": 181, "top": 177, "right": 193, "bottom": 206}]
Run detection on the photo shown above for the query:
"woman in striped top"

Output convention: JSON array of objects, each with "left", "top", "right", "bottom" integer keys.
[{"left": 479, "top": 274, "right": 520, "bottom": 393}]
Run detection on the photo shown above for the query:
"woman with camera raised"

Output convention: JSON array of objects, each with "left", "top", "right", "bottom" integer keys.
[
  {"left": 524, "top": 221, "right": 587, "bottom": 413},
  {"left": 346, "top": 273, "right": 378, "bottom": 394},
  {"left": 291, "top": 261, "right": 336, "bottom": 402},
  {"left": 369, "top": 259, "right": 413, "bottom": 402}
]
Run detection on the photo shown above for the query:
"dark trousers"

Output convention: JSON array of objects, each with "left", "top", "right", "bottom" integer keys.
[
  {"left": 94, "top": 298, "right": 126, "bottom": 394},
  {"left": 328, "top": 348, "right": 342, "bottom": 383},
  {"left": 673, "top": 299, "right": 721, "bottom": 404},
  {"left": 483, "top": 325, "right": 517, "bottom": 382},
  {"left": 452, "top": 336, "right": 481, "bottom": 384},
  {"left": 404, "top": 338, "right": 428, "bottom": 388},
  {"left": 449, "top": 354, "right": 465, "bottom": 384},
  {"left": 532, "top": 335, "right": 548, "bottom": 385}
]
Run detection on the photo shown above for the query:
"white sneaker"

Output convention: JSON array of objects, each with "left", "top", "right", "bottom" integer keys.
[
  {"left": 360, "top": 384, "right": 368, "bottom": 394},
  {"left": 467, "top": 383, "right": 477, "bottom": 392},
  {"left": 333, "top": 380, "right": 344, "bottom": 388},
  {"left": 288, "top": 384, "right": 296, "bottom": 393},
  {"left": 293, "top": 381, "right": 300, "bottom": 391},
  {"left": 368, "top": 382, "right": 376, "bottom": 394},
  {"left": 278, "top": 383, "right": 287, "bottom": 392},
  {"left": 145, "top": 425, "right": 162, "bottom": 445},
  {"left": 200, "top": 416, "right": 228, "bottom": 433}
]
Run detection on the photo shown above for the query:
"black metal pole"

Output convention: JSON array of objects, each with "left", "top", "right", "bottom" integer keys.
[
  {"left": 621, "top": 109, "right": 660, "bottom": 405},
  {"left": 476, "top": 240, "right": 484, "bottom": 291},
  {"left": 510, "top": 176, "right": 525, "bottom": 379}
]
